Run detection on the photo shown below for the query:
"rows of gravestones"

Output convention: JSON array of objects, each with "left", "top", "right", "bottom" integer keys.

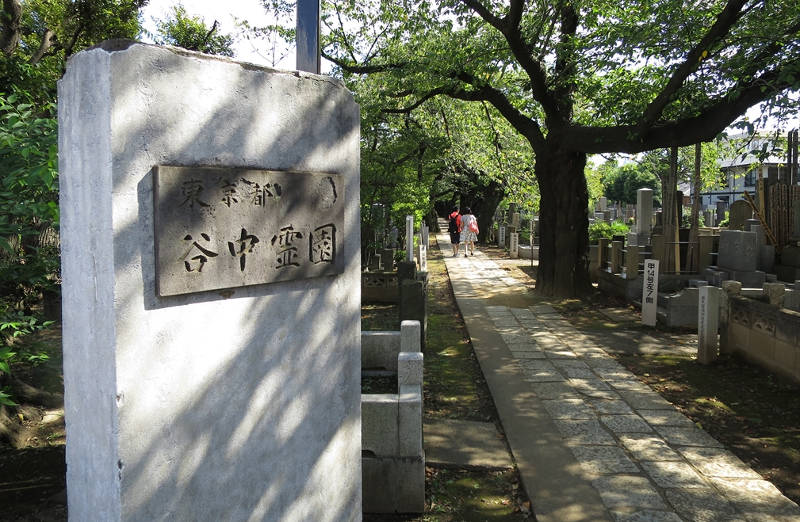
[
  {"left": 586, "top": 188, "right": 800, "bottom": 383},
  {"left": 489, "top": 187, "right": 799, "bottom": 382}
]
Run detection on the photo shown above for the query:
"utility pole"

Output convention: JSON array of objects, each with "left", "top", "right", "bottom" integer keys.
[{"left": 296, "top": 0, "right": 320, "bottom": 74}]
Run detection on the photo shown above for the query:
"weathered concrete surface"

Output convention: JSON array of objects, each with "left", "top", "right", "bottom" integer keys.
[
  {"left": 59, "top": 42, "right": 361, "bottom": 521},
  {"left": 424, "top": 419, "right": 513, "bottom": 469}
]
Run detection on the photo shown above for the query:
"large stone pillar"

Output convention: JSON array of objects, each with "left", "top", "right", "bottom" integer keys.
[{"left": 59, "top": 42, "right": 361, "bottom": 520}]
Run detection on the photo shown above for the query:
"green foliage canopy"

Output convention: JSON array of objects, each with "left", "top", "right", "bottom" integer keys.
[
  {"left": 601, "top": 162, "right": 661, "bottom": 206},
  {"left": 150, "top": 5, "right": 234, "bottom": 56}
]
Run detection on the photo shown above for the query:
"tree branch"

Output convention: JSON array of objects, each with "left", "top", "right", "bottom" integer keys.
[
  {"left": 638, "top": 0, "right": 749, "bottom": 131},
  {"left": 29, "top": 28, "right": 55, "bottom": 64},
  {"left": 569, "top": 59, "right": 800, "bottom": 154},
  {"left": 1, "top": 0, "right": 21, "bottom": 56},
  {"left": 321, "top": 49, "right": 404, "bottom": 73},
  {"left": 460, "top": 0, "right": 561, "bottom": 125}
]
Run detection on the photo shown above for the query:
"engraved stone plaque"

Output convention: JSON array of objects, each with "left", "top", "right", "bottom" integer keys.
[{"left": 154, "top": 166, "right": 344, "bottom": 296}]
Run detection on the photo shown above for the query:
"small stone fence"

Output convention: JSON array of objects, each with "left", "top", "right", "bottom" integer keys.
[
  {"left": 362, "top": 271, "right": 400, "bottom": 303},
  {"left": 723, "top": 294, "right": 800, "bottom": 383},
  {"left": 361, "top": 321, "right": 424, "bottom": 513}
]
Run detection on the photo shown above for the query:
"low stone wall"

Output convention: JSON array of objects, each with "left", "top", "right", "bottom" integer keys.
[
  {"left": 723, "top": 296, "right": 800, "bottom": 383},
  {"left": 362, "top": 321, "right": 422, "bottom": 372},
  {"left": 362, "top": 271, "right": 399, "bottom": 303},
  {"left": 361, "top": 350, "right": 424, "bottom": 513}
]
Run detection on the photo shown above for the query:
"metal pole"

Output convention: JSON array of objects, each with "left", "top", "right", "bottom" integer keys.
[{"left": 296, "top": 0, "right": 320, "bottom": 74}]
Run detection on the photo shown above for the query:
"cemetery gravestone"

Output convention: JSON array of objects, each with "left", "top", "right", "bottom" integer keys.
[
  {"left": 406, "top": 215, "right": 414, "bottom": 263},
  {"left": 717, "top": 230, "right": 758, "bottom": 272},
  {"left": 716, "top": 201, "right": 727, "bottom": 224},
  {"left": 728, "top": 200, "right": 752, "bottom": 230},
  {"left": 636, "top": 188, "right": 653, "bottom": 238},
  {"left": 59, "top": 43, "right": 362, "bottom": 520}
]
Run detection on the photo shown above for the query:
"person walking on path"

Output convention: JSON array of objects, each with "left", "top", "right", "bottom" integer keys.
[
  {"left": 447, "top": 207, "right": 462, "bottom": 257},
  {"left": 459, "top": 207, "right": 478, "bottom": 257}
]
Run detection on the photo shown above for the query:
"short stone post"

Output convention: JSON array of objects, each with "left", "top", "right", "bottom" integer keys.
[
  {"left": 719, "top": 280, "right": 742, "bottom": 353},
  {"left": 400, "top": 320, "right": 422, "bottom": 353},
  {"left": 509, "top": 232, "right": 520, "bottom": 259},
  {"left": 763, "top": 282, "right": 785, "bottom": 306},
  {"left": 498, "top": 225, "right": 506, "bottom": 247},
  {"left": 417, "top": 232, "right": 427, "bottom": 272},
  {"left": 698, "top": 286, "right": 720, "bottom": 364}
]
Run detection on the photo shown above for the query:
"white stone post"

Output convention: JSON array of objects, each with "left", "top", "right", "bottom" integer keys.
[
  {"left": 641, "top": 259, "right": 660, "bottom": 326},
  {"left": 418, "top": 233, "right": 427, "bottom": 272},
  {"left": 400, "top": 320, "right": 422, "bottom": 353},
  {"left": 510, "top": 232, "right": 519, "bottom": 258},
  {"left": 698, "top": 286, "right": 720, "bottom": 364},
  {"left": 498, "top": 225, "right": 506, "bottom": 247}
]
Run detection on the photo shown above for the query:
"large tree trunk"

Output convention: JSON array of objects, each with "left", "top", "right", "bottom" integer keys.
[{"left": 535, "top": 146, "right": 592, "bottom": 297}]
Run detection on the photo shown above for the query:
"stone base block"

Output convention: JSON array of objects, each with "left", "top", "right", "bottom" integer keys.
[
  {"left": 780, "top": 246, "right": 800, "bottom": 267},
  {"left": 708, "top": 267, "right": 765, "bottom": 288},
  {"left": 362, "top": 456, "right": 425, "bottom": 514},
  {"left": 759, "top": 245, "right": 775, "bottom": 273},
  {"left": 726, "top": 269, "right": 766, "bottom": 288},
  {"left": 776, "top": 264, "right": 800, "bottom": 283},
  {"left": 704, "top": 268, "right": 726, "bottom": 286}
]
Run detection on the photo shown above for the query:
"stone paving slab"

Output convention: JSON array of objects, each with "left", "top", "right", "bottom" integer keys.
[{"left": 424, "top": 418, "right": 513, "bottom": 469}]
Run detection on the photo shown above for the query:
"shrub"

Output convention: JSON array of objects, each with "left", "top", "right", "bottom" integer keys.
[{"left": 589, "top": 220, "right": 629, "bottom": 243}]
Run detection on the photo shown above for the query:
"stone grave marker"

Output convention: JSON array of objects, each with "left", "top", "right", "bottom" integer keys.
[
  {"left": 405, "top": 215, "right": 414, "bottom": 262},
  {"left": 718, "top": 230, "right": 758, "bottom": 272},
  {"left": 716, "top": 200, "right": 727, "bottom": 224},
  {"left": 509, "top": 232, "right": 519, "bottom": 258},
  {"left": 636, "top": 188, "right": 653, "bottom": 236},
  {"left": 728, "top": 200, "right": 752, "bottom": 230},
  {"left": 498, "top": 225, "right": 506, "bottom": 247},
  {"left": 59, "top": 42, "right": 361, "bottom": 520}
]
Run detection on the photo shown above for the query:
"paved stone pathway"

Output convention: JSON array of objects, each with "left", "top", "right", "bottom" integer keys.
[{"left": 438, "top": 231, "right": 800, "bottom": 522}]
